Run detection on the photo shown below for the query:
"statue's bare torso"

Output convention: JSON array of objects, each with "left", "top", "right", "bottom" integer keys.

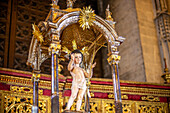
[{"left": 71, "top": 66, "right": 86, "bottom": 89}]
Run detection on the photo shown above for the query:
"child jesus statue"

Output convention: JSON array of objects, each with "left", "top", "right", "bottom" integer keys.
[{"left": 65, "top": 49, "right": 96, "bottom": 112}]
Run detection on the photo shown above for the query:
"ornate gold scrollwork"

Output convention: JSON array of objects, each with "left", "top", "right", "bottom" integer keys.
[
  {"left": 107, "top": 54, "right": 121, "bottom": 65},
  {"left": 121, "top": 95, "right": 128, "bottom": 100},
  {"left": 0, "top": 71, "right": 169, "bottom": 112},
  {"left": 4, "top": 95, "right": 47, "bottom": 113},
  {"left": 104, "top": 102, "right": 115, "bottom": 112},
  {"left": 32, "top": 73, "right": 41, "bottom": 80},
  {"left": 90, "top": 102, "right": 98, "bottom": 112},
  {"left": 49, "top": 41, "right": 61, "bottom": 54},
  {"left": 122, "top": 103, "right": 131, "bottom": 113},
  {"left": 90, "top": 92, "right": 94, "bottom": 97},
  {"left": 138, "top": 104, "right": 165, "bottom": 113},
  {"left": 108, "top": 93, "right": 114, "bottom": 98},
  {"left": 50, "top": 42, "right": 61, "bottom": 51},
  {"left": 10, "top": 86, "right": 43, "bottom": 95},
  {"left": 108, "top": 94, "right": 128, "bottom": 99},
  {"left": 1, "top": 88, "right": 168, "bottom": 113},
  {"left": 141, "top": 95, "right": 160, "bottom": 102},
  {"left": 48, "top": 33, "right": 61, "bottom": 55}
]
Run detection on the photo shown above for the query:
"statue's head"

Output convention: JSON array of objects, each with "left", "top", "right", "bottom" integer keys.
[{"left": 70, "top": 49, "right": 83, "bottom": 64}]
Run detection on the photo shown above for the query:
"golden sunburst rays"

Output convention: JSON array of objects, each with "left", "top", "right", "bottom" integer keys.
[
  {"left": 81, "top": 46, "right": 89, "bottom": 55},
  {"left": 62, "top": 40, "right": 89, "bottom": 59},
  {"left": 72, "top": 40, "right": 77, "bottom": 50},
  {"left": 62, "top": 46, "right": 71, "bottom": 54},
  {"left": 32, "top": 23, "right": 44, "bottom": 43},
  {"left": 79, "top": 6, "right": 96, "bottom": 30}
]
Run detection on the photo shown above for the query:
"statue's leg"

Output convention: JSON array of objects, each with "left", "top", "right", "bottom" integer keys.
[
  {"left": 76, "top": 88, "right": 86, "bottom": 111},
  {"left": 66, "top": 85, "right": 78, "bottom": 110}
]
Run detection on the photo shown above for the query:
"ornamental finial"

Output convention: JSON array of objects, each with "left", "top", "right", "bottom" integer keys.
[
  {"left": 105, "top": 4, "right": 116, "bottom": 28},
  {"left": 164, "top": 58, "right": 169, "bottom": 73},
  {"left": 105, "top": 4, "right": 113, "bottom": 21},
  {"left": 67, "top": 0, "right": 76, "bottom": 8},
  {"left": 52, "top": 0, "right": 58, "bottom": 6}
]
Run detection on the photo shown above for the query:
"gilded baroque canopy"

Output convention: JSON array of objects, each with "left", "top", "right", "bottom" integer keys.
[{"left": 27, "top": 1, "right": 125, "bottom": 72}]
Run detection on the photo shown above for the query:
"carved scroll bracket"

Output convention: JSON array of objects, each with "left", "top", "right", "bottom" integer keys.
[
  {"left": 107, "top": 46, "right": 121, "bottom": 65},
  {"left": 49, "top": 41, "right": 61, "bottom": 55},
  {"left": 48, "top": 29, "right": 61, "bottom": 55}
]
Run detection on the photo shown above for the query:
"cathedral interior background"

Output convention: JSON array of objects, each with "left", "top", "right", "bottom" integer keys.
[{"left": 0, "top": 0, "right": 170, "bottom": 112}]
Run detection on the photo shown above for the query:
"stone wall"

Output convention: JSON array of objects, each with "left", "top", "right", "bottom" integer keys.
[
  {"left": 104, "top": 0, "right": 146, "bottom": 82},
  {"left": 103, "top": 0, "right": 164, "bottom": 83},
  {"left": 135, "top": 0, "right": 163, "bottom": 83}
]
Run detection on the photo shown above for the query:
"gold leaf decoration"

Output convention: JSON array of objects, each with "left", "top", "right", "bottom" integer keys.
[
  {"left": 32, "top": 23, "right": 44, "bottom": 43},
  {"left": 79, "top": 6, "right": 95, "bottom": 30},
  {"left": 62, "top": 40, "right": 88, "bottom": 58},
  {"left": 80, "top": 46, "right": 89, "bottom": 55},
  {"left": 62, "top": 46, "right": 71, "bottom": 54},
  {"left": 72, "top": 40, "right": 77, "bottom": 50}
]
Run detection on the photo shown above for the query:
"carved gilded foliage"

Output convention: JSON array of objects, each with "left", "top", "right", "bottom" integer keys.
[{"left": 0, "top": 90, "right": 50, "bottom": 113}]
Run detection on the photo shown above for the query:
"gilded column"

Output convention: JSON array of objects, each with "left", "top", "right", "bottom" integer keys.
[
  {"left": 49, "top": 34, "right": 61, "bottom": 113},
  {"left": 49, "top": 1, "right": 61, "bottom": 112},
  {"left": 32, "top": 45, "right": 41, "bottom": 113},
  {"left": 107, "top": 46, "right": 122, "bottom": 113},
  {"left": 105, "top": 5, "right": 123, "bottom": 113},
  {"left": 32, "top": 71, "right": 40, "bottom": 113}
]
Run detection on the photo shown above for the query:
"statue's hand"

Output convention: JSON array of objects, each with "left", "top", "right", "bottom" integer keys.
[
  {"left": 92, "top": 62, "right": 96, "bottom": 68},
  {"left": 71, "top": 53, "right": 75, "bottom": 60}
]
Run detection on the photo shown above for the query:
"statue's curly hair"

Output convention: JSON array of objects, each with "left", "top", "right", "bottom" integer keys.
[{"left": 69, "top": 49, "right": 83, "bottom": 63}]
